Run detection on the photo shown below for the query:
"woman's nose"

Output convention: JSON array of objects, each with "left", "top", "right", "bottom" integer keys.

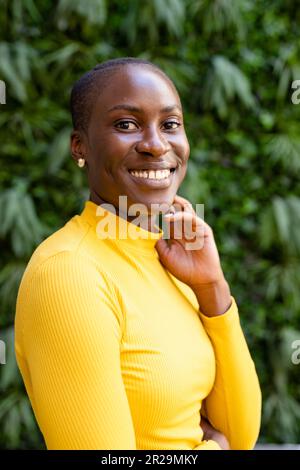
[{"left": 135, "top": 127, "right": 170, "bottom": 157}]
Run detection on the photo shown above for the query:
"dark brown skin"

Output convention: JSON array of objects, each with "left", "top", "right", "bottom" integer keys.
[
  {"left": 200, "top": 417, "right": 230, "bottom": 450},
  {"left": 70, "top": 64, "right": 231, "bottom": 449}
]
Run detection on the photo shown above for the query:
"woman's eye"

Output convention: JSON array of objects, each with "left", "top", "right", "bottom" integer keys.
[
  {"left": 163, "top": 121, "right": 181, "bottom": 130},
  {"left": 115, "top": 121, "right": 137, "bottom": 130}
]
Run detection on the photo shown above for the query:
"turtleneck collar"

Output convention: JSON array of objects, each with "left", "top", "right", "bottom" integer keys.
[{"left": 79, "top": 200, "right": 165, "bottom": 257}]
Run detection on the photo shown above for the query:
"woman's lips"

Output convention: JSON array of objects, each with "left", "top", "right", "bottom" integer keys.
[{"left": 127, "top": 168, "right": 176, "bottom": 189}]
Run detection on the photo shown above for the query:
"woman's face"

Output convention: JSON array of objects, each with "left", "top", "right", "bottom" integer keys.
[{"left": 72, "top": 65, "right": 190, "bottom": 213}]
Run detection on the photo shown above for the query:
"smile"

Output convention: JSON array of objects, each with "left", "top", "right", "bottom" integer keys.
[
  {"left": 128, "top": 168, "right": 176, "bottom": 188},
  {"left": 128, "top": 168, "right": 175, "bottom": 180}
]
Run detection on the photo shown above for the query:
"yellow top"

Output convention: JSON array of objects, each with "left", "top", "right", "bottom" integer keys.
[{"left": 14, "top": 200, "right": 261, "bottom": 450}]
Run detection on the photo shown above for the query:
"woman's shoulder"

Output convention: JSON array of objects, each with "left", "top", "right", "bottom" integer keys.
[
  {"left": 16, "top": 213, "right": 120, "bottom": 319},
  {"left": 20, "top": 213, "right": 97, "bottom": 285},
  {"left": 15, "top": 215, "right": 124, "bottom": 360}
]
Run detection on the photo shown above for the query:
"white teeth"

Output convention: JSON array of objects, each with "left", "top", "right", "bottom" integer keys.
[{"left": 129, "top": 169, "right": 172, "bottom": 179}]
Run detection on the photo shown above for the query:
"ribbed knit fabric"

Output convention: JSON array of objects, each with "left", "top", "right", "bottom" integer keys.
[{"left": 14, "top": 200, "right": 261, "bottom": 450}]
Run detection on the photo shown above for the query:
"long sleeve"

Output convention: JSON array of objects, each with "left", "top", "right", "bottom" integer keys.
[
  {"left": 15, "top": 251, "right": 137, "bottom": 450},
  {"left": 199, "top": 296, "right": 261, "bottom": 450}
]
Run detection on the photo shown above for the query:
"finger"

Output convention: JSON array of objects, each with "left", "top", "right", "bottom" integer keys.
[
  {"left": 164, "top": 211, "right": 207, "bottom": 240},
  {"left": 171, "top": 210, "right": 212, "bottom": 237},
  {"left": 155, "top": 238, "right": 171, "bottom": 264},
  {"left": 165, "top": 211, "right": 203, "bottom": 227},
  {"left": 173, "top": 194, "right": 195, "bottom": 215},
  {"left": 163, "top": 211, "right": 188, "bottom": 240}
]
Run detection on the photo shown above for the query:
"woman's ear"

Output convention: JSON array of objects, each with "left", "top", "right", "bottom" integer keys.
[{"left": 70, "top": 130, "right": 88, "bottom": 164}]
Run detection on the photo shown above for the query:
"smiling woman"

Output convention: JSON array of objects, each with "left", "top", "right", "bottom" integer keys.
[{"left": 14, "top": 57, "right": 261, "bottom": 450}]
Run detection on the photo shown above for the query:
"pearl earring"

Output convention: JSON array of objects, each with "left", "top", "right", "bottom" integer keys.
[{"left": 77, "top": 158, "right": 85, "bottom": 168}]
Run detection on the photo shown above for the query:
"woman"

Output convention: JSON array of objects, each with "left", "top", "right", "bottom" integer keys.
[{"left": 15, "top": 57, "right": 261, "bottom": 450}]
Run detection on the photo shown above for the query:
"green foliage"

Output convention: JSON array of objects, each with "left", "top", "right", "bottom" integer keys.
[
  {"left": 203, "top": 55, "right": 256, "bottom": 117},
  {"left": 0, "top": 0, "right": 300, "bottom": 448}
]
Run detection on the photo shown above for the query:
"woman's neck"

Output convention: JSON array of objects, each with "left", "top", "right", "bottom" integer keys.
[{"left": 89, "top": 192, "right": 160, "bottom": 233}]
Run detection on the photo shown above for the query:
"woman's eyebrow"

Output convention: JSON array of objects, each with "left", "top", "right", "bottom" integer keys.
[{"left": 107, "top": 104, "right": 182, "bottom": 113}]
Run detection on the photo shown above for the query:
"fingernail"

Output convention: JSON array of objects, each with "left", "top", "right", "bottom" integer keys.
[{"left": 164, "top": 212, "right": 174, "bottom": 217}]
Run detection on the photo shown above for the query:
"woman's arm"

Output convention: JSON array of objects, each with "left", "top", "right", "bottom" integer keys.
[
  {"left": 156, "top": 194, "right": 261, "bottom": 450},
  {"left": 15, "top": 251, "right": 136, "bottom": 450},
  {"left": 195, "top": 286, "right": 262, "bottom": 450}
]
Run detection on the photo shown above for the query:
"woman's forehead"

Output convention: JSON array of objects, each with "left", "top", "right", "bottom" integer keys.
[{"left": 96, "top": 65, "right": 181, "bottom": 108}]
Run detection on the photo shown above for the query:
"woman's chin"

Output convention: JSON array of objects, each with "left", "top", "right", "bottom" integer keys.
[{"left": 131, "top": 195, "right": 177, "bottom": 216}]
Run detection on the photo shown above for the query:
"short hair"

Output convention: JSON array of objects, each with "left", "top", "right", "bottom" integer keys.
[{"left": 70, "top": 57, "right": 176, "bottom": 132}]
